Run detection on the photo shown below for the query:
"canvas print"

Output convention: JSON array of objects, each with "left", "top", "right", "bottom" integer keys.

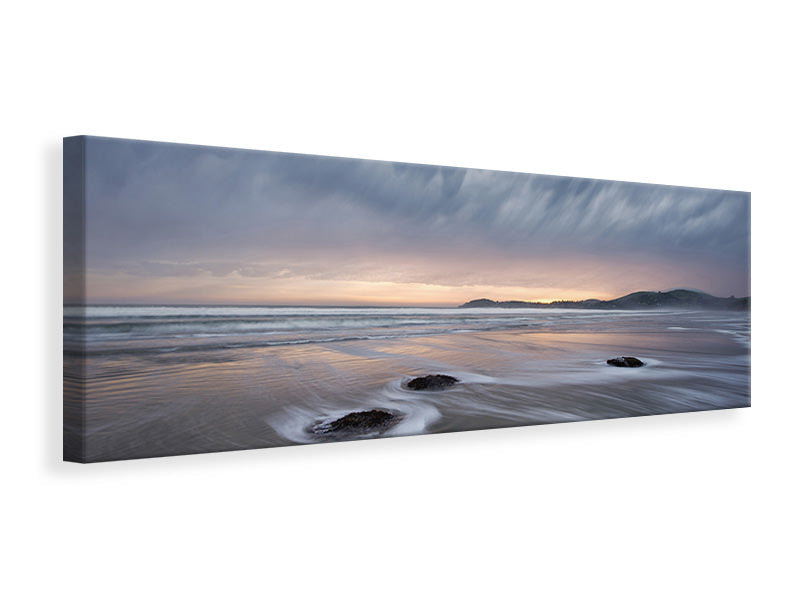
[{"left": 63, "top": 136, "right": 750, "bottom": 463}]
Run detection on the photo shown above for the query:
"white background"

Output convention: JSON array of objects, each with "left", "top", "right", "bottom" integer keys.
[{"left": 2, "top": 1, "right": 798, "bottom": 599}]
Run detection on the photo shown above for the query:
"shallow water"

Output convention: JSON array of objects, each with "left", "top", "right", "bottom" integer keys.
[{"left": 64, "top": 307, "right": 750, "bottom": 462}]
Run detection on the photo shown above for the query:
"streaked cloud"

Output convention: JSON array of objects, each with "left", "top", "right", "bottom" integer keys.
[{"left": 77, "top": 137, "right": 750, "bottom": 304}]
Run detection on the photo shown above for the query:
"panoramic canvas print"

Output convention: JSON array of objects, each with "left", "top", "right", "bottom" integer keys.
[{"left": 63, "top": 136, "right": 750, "bottom": 463}]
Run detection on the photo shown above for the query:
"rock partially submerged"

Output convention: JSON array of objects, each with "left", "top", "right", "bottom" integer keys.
[
  {"left": 406, "top": 374, "right": 459, "bottom": 390},
  {"left": 311, "top": 409, "right": 402, "bottom": 437},
  {"left": 607, "top": 356, "right": 645, "bottom": 368}
]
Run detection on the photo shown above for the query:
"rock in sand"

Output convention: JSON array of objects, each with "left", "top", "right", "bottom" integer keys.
[
  {"left": 606, "top": 356, "right": 645, "bottom": 368},
  {"left": 406, "top": 374, "right": 459, "bottom": 390},
  {"left": 312, "top": 409, "right": 401, "bottom": 437}
]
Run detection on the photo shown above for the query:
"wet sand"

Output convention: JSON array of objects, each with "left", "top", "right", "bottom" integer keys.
[{"left": 68, "top": 313, "right": 750, "bottom": 462}]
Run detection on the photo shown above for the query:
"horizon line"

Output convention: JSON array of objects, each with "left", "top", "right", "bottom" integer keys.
[{"left": 64, "top": 287, "right": 750, "bottom": 309}]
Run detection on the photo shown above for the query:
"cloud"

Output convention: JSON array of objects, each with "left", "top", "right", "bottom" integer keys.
[{"left": 81, "top": 137, "right": 750, "bottom": 301}]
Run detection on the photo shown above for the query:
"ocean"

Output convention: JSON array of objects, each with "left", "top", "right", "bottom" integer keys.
[{"left": 64, "top": 306, "right": 751, "bottom": 462}]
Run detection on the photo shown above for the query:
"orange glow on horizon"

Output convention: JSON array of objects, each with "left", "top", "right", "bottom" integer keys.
[
  {"left": 82, "top": 249, "right": 736, "bottom": 306},
  {"left": 84, "top": 271, "right": 621, "bottom": 306}
]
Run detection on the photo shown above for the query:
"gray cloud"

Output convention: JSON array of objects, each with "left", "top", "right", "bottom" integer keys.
[{"left": 81, "top": 136, "right": 750, "bottom": 299}]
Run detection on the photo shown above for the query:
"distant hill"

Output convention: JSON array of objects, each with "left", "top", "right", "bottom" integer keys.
[{"left": 459, "top": 289, "right": 750, "bottom": 311}]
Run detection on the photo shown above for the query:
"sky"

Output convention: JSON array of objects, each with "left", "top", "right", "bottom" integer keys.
[{"left": 65, "top": 136, "right": 751, "bottom": 306}]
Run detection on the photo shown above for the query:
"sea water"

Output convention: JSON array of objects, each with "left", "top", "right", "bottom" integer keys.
[{"left": 64, "top": 306, "right": 750, "bottom": 461}]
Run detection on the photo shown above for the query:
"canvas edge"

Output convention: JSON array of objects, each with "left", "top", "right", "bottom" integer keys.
[{"left": 63, "top": 135, "right": 88, "bottom": 463}]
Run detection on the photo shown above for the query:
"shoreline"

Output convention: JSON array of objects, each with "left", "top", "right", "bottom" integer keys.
[{"left": 72, "top": 318, "right": 750, "bottom": 462}]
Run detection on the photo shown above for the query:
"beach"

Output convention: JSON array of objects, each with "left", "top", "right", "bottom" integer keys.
[{"left": 64, "top": 307, "right": 750, "bottom": 462}]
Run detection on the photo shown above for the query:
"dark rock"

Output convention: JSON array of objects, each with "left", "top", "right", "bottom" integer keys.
[
  {"left": 406, "top": 374, "right": 459, "bottom": 390},
  {"left": 311, "top": 409, "right": 401, "bottom": 437},
  {"left": 606, "top": 356, "right": 645, "bottom": 368}
]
